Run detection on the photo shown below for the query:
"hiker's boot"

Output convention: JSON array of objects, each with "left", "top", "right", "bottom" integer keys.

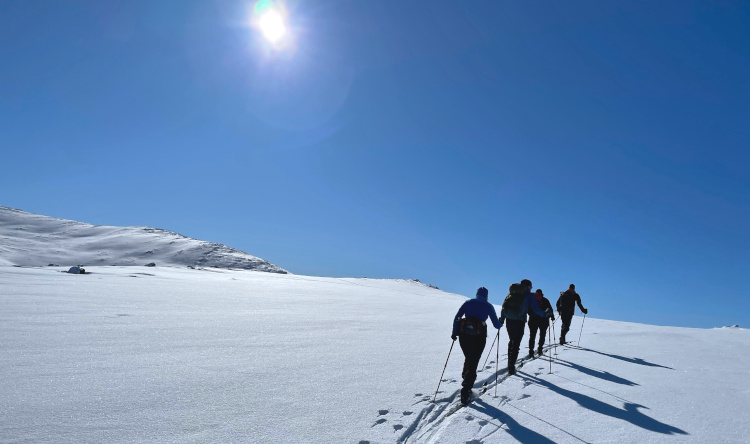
[{"left": 460, "top": 387, "right": 471, "bottom": 405}]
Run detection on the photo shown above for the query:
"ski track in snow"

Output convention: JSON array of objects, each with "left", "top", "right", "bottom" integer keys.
[
  {"left": 374, "top": 344, "right": 559, "bottom": 443},
  {"left": 363, "top": 331, "right": 715, "bottom": 444}
]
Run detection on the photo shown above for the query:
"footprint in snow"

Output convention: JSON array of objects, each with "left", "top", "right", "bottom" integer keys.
[
  {"left": 378, "top": 410, "right": 389, "bottom": 416},
  {"left": 518, "top": 394, "right": 531, "bottom": 400},
  {"left": 478, "top": 420, "right": 488, "bottom": 427},
  {"left": 402, "top": 411, "right": 413, "bottom": 416},
  {"left": 466, "top": 415, "right": 474, "bottom": 421},
  {"left": 393, "top": 425, "right": 404, "bottom": 431},
  {"left": 373, "top": 419, "right": 387, "bottom": 426},
  {"left": 466, "top": 440, "right": 483, "bottom": 444},
  {"left": 358, "top": 441, "right": 371, "bottom": 444}
]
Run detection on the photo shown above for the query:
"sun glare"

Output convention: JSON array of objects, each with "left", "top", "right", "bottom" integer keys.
[
  {"left": 259, "top": 10, "right": 286, "bottom": 43},
  {"left": 252, "top": 1, "right": 288, "bottom": 47}
]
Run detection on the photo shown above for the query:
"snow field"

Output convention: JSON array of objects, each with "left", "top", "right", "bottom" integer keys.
[{"left": 1, "top": 265, "right": 748, "bottom": 443}]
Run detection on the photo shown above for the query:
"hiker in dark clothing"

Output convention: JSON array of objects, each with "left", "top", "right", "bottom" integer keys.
[
  {"left": 556, "top": 284, "right": 588, "bottom": 345},
  {"left": 500, "top": 279, "right": 553, "bottom": 375},
  {"left": 528, "top": 289, "right": 554, "bottom": 357},
  {"left": 451, "top": 287, "right": 503, "bottom": 404}
]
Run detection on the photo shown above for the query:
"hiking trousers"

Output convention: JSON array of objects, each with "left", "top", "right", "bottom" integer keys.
[
  {"left": 458, "top": 333, "right": 486, "bottom": 397},
  {"left": 560, "top": 310, "right": 574, "bottom": 341},
  {"left": 527, "top": 317, "right": 549, "bottom": 352},
  {"left": 505, "top": 319, "right": 526, "bottom": 371}
]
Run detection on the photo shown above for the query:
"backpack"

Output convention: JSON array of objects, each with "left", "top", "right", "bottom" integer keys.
[
  {"left": 502, "top": 283, "right": 526, "bottom": 310},
  {"left": 557, "top": 290, "right": 575, "bottom": 311}
]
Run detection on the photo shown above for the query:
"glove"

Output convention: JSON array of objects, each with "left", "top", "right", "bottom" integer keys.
[
  {"left": 583, "top": 308, "right": 588, "bottom": 315},
  {"left": 550, "top": 315, "right": 555, "bottom": 322},
  {"left": 451, "top": 335, "right": 457, "bottom": 341},
  {"left": 545, "top": 308, "right": 553, "bottom": 317}
]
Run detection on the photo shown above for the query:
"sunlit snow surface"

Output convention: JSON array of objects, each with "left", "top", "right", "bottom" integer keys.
[
  {"left": 0, "top": 206, "right": 287, "bottom": 273},
  {"left": 1, "top": 265, "right": 748, "bottom": 443}
]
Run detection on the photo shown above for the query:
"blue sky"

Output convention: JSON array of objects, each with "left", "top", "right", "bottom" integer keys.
[{"left": 2, "top": 0, "right": 748, "bottom": 328}]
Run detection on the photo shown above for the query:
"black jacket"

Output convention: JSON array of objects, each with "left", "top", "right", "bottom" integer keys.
[
  {"left": 528, "top": 296, "right": 552, "bottom": 321},
  {"left": 556, "top": 290, "right": 585, "bottom": 314}
]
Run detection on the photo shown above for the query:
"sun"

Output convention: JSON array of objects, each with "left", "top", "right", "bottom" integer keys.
[
  {"left": 253, "top": 1, "right": 288, "bottom": 46},
  {"left": 259, "top": 10, "right": 286, "bottom": 43}
]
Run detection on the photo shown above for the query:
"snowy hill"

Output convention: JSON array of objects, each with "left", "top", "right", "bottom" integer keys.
[
  {"left": 0, "top": 206, "right": 287, "bottom": 273},
  {"left": 1, "top": 265, "right": 748, "bottom": 443}
]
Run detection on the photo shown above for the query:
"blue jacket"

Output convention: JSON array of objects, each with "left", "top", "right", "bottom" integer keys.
[
  {"left": 500, "top": 290, "right": 549, "bottom": 322},
  {"left": 452, "top": 294, "right": 502, "bottom": 337}
]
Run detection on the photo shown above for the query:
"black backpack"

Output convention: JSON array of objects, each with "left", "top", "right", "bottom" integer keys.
[
  {"left": 557, "top": 290, "right": 575, "bottom": 311},
  {"left": 502, "top": 283, "right": 526, "bottom": 310}
]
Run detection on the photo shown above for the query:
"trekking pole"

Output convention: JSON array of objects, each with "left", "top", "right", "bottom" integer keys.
[
  {"left": 481, "top": 330, "right": 498, "bottom": 371},
  {"left": 548, "top": 318, "right": 552, "bottom": 373},
  {"left": 432, "top": 340, "right": 455, "bottom": 402},
  {"left": 577, "top": 313, "right": 587, "bottom": 346},
  {"left": 551, "top": 319, "right": 558, "bottom": 357},
  {"left": 495, "top": 329, "right": 500, "bottom": 397}
]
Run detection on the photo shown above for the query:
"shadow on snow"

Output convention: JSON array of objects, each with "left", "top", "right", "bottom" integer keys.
[
  {"left": 566, "top": 345, "right": 674, "bottom": 370},
  {"left": 555, "top": 358, "right": 640, "bottom": 386},
  {"left": 518, "top": 372, "right": 688, "bottom": 436},
  {"left": 471, "top": 398, "right": 557, "bottom": 444}
]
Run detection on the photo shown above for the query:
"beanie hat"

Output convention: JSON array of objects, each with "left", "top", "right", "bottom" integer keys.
[
  {"left": 569, "top": 284, "right": 575, "bottom": 289},
  {"left": 521, "top": 279, "right": 532, "bottom": 287},
  {"left": 476, "top": 287, "right": 489, "bottom": 299}
]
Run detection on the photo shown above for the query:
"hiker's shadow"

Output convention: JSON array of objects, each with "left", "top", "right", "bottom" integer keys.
[
  {"left": 555, "top": 358, "right": 640, "bottom": 386},
  {"left": 471, "top": 399, "right": 556, "bottom": 443},
  {"left": 568, "top": 346, "right": 673, "bottom": 370},
  {"left": 519, "top": 372, "right": 687, "bottom": 436}
]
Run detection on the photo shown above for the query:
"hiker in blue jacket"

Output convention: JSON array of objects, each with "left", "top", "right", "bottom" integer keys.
[
  {"left": 500, "top": 279, "right": 553, "bottom": 375},
  {"left": 451, "top": 287, "right": 503, "bottom": 405}
]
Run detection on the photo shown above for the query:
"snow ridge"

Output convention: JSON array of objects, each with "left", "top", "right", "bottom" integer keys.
[{"left": 0, "top": 206, "right": 287, "bottom": 273}]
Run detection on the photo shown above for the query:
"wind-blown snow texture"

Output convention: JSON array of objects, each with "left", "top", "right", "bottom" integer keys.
[
  {"left": 0, "top": 206, "right": 287, "bottom": 273},
  {"left": 1, "top": 265, "right": 748, "bottom": 443}
]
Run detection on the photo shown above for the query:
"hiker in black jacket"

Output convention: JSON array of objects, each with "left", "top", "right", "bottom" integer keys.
[
  {"left": 527, "top": 289, "right": 554, "bottom": 357},
  {"left": 556, "top": 284, "right": 587, "bottom": 345},
  {"left": 500, "top": 279, "right": 552, "bottom": 375}
]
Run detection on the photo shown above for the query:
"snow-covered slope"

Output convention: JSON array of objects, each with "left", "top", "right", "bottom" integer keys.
[
  {"left": 1, "top": 265, "right": 747, "bottom": 443},
  {"left": 0, "top": 206, "right": 287, "bottom": 273}
]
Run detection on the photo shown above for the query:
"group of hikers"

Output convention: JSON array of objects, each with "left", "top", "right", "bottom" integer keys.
[{"left": 450, "top": 280, "right": 588, "bottom": 405}]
